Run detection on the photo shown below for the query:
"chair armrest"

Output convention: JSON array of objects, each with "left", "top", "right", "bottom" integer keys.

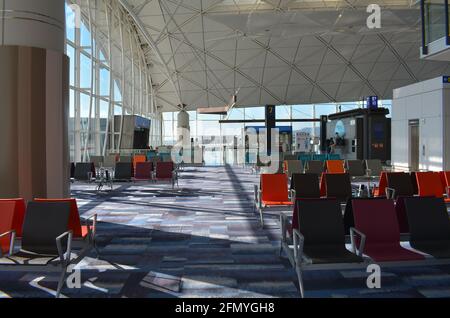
[
  {"left": 84, "top": 214, "right": 98, "bottom": 238},
  {"left": 290, "top": 189, "right": 296, "bottom": 203},
  {"left": 385, "top": 187, "right": 396, "bottom": 199},
  {"left": 280, "top": 214, "right": 289, "bottom": 243},
  {"left": 56, "top": 231, "right": 73, "bottom": 265},
  {"left": 0, "top": 230, "right": 16, "bottom": 257},
  {"left": 253, "top": 184, "right": 259, "bottom": 204},
  {"left": 292, "top": 229, "right": 305, "bottom": 265},
  {"left": 350, "top": 227, "right": 366, "bottom": 257}
]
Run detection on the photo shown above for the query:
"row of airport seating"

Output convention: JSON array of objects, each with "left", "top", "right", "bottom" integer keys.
[
  {"left": 255, "top": 173, "right": 357, "bottom": 227},
  {"left": 373, "top": 171, "right": 450, "bottom": 200},
  {"left": 0, "top": 198, "right": 97, "bottom": 297},
  {"left": 283, "top": 158, "right": 384, "bottom": 178},
  {"left": 280, "top": 196, "right": 450, "bottom": 297},
  {"left": 89, "top": 152, "right": 172, "bottom": 169},
  {"left": 255, "top": 170, "right": 450, "bottom": 227},
  {"left": 71, "top": 160, "right": 179, "bottom": 188},
  {"left": 283, "top": 153, "right": 341, "bottom": 163}
]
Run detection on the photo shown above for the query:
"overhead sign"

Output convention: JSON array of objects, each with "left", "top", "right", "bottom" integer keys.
[{"left": 366, "top": 96, "right": 378, "bottom": 110}]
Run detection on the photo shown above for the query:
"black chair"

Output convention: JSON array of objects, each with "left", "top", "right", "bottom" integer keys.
[
  {"left": 114, "top": 162, "right": 133, "bottom": 181},
  {"left": 281, "top": 199, "right": 363, "bottom": 297},
  {"left": 73, "top": 162, "right": 95, "bottom": 181},
  {"left": 386, "top": 172, "right": 415, "bottom": 198},
  {"left": 297, "top": 199, "right": 362, "bottom": 264},
  {"left": 290, "top": 173, "right": 320, "bottom": 199},
  {"left": 403, "top": 197, "right": 450, "bottom": 258},
  {"left": 0, "top": 202, "right": 77, "bottom": 298},
  {"left": 322, "top": 173, "right": 353, "bottom": 203}
]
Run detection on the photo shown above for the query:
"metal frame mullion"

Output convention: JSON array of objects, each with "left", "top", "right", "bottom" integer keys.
[
  {"left": 82, "top": 0, "right": 95, "bottom": 162},
  {"left": 102, "top": 0, "right": 113, "bottom": 156}
]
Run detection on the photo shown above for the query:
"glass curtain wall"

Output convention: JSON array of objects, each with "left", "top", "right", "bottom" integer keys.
[
  {"left": 66, "top": 0, "right": 161, "bottom": 163},
  {"left": 162, "top": 101, "right": 392, "bottom": 166}
]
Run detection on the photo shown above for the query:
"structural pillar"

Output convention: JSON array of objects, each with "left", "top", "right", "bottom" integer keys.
[
  {"left": 0, "top": 0, "right": 69, "bottom": 201},
  {"left": 265, "top": 105, "right": 276, "bottom": 156},
  {"left": 177, "top": 109, "right": 191, "bottom": 162}
]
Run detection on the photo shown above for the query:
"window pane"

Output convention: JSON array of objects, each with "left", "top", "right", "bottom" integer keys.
[
  {"left": 245, "top": 107, "right": 265, "bottom": 120},
  {"left": 80, "top": 53, "right": 92, "bottom": 88}
]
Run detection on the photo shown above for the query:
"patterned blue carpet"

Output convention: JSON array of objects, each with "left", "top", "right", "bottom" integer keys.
[{"left": 0, "top": 166, "right": 450, "bottom": 298}]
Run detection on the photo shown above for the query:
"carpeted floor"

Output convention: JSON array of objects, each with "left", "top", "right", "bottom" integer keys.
[{"left": 1, "top": 166, "right": 450, "bottom": 298}]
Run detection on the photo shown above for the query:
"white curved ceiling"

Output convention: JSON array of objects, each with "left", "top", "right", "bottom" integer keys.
[{"left": 121, "top": 0, "right": 450, "bottom": 111}]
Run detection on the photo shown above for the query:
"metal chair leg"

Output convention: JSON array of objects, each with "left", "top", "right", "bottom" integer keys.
[
  {"left": 259, "top": 207, "right": 264, "bottom": 229},
  {"left": 296, "top": 265, "right": 305, "bottom": 298},
  {"left": 56, "top": 269, "right": 67, "bottom": 298}
]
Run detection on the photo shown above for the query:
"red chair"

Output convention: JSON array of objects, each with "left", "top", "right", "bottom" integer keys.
[
  {"left": 443, "top": 171, "right": 450, "bottom": 197},
  {"left": 34, "top": 198, "right": 97, "bottom": 254},
  {"left": 0, "top": 198, "right": 25, "bottom": 238},
  {"left": 0, "top": 201, "right": 22, "bottom": 255},
  {"left": 154, "top": 161, "right": 178, "bottom": 187},
  {"left": 326, "top": 160, "right": 345, "bottom": 174},
  {"left": 255, "top": 174, "right": 293, "bottom": 228},
  {"left": 134, "top": 162, "right": 153, "bottom": 181},
  {"left": 351, "top": 199, "right": 424, "bottom": 262}
]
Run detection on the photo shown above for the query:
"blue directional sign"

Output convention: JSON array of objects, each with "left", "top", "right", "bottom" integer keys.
[{"left": 366, "top": 96, "right": 378, "bottom": 110}]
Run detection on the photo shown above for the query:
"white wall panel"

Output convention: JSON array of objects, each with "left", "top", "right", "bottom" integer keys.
[{"left": 392, "top": 76, "right": 449, "bottom": 171}]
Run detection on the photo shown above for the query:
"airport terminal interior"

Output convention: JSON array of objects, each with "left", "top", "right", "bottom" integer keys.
[{"left": 2, "top": 0, "right": 450, "bottom": 299}]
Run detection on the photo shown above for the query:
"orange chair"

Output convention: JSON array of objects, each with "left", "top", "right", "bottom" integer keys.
[
  {"left": 34, "top": 198, "right": 98, "bottom": 253},
  {"left": 326, "top": 160, "right": 345, "bottom": 174},
  {"left": 416, "top": 172, "right": 450, "bottom": 203},
  {"left": 255, "top": 174, "right": 293, "bottom": 227},
  {"left": 373, "top": 172, "right": 388, "bottom": 197},
  {"left": 133, "top": 155, "right": 147, "bottom": 172}
]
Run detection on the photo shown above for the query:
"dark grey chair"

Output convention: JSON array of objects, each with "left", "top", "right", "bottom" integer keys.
[
  {"left": 346, "top": 160, "right": 366, "bottom": 177},
  {"left": 114, "top": 162, "right": 133, "bottom": 181},
  {"left": 119, "top": 155, "right": 132, "bottom": 163},
  {"left": 404, "top": 197, "right": 450, "bottom": 259},
  {"left": 0, "top": 202, "right": 82, "bottom": 298},
  {"left": 280, "top": 199, "right": 363, "bottom": 297},
  {"left": 283, "top": 154, "right": 298, "bottom": 161},
  {"left": 304, "top": 160, "right": 324, "bottom": 175},
  {"left": 323, "top": 173, "right": 353, "bottom": 202},
  {"left": 290, "top": 173, "right": 320, "bottom": 199},
  {"left": 386, "top": 172, "right": 415, "bottom": 199},
  {"left": 73, "top": 162, "right": 95, "bottom": 181},
  {"left": 364, "top": 159, "right": 383, "bottom": 177},
  {"left": 284, "top": 160, "right": 304, "bottom": 178}
]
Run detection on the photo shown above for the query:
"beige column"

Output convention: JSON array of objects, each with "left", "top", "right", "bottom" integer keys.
[{"left": 0, "top": 0, "right": 69, "bottom": 201}]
